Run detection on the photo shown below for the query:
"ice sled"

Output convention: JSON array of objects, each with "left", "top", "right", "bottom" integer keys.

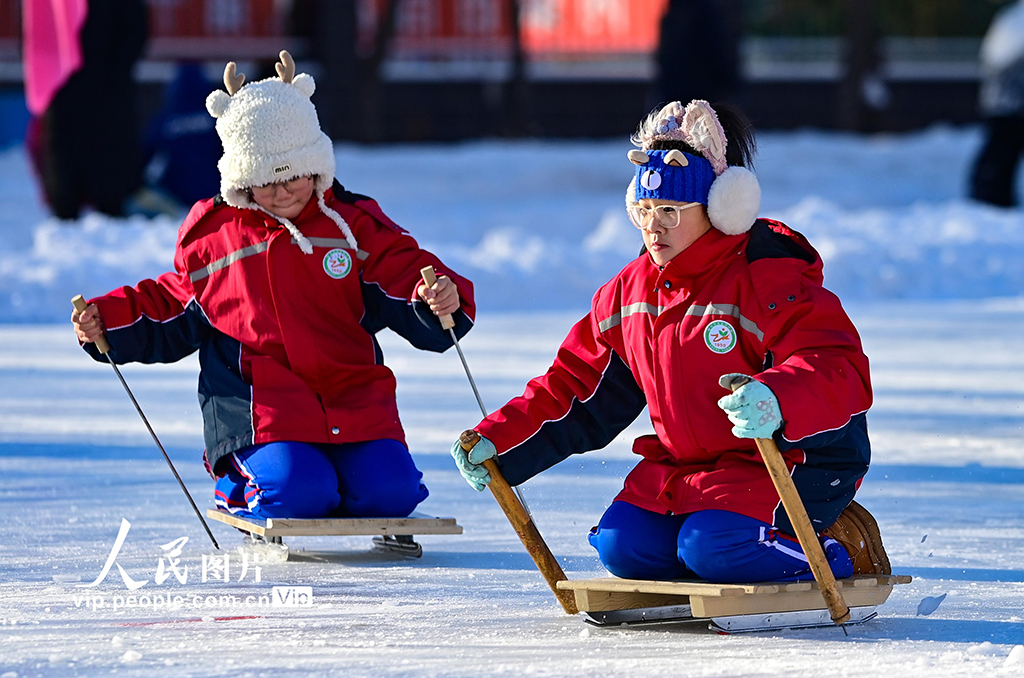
[
  {"left": 558, "top": 574, "right": 912, "bottom": 633},
  {"left": 206, "top": 508, "right": 463, "bottom": 559}
]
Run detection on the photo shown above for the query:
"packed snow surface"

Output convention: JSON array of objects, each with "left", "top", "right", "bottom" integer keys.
[
  {"left": 2, "top": 126, "right": 1024, "bottom": 321},
  {"left": 2, "top": 128, "right": 1024, "bottom": 676}
]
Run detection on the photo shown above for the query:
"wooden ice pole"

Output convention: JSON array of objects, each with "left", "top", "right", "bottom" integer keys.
[
  {"left": 720, "top": 374, "right": 850, "bottom": 625},
  {"left": 459, "top": 430, "right": 578, "bottom": 614}
]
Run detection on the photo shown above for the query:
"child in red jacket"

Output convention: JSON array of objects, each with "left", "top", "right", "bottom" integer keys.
[
  {"left": 72, "top": 52, "right": 475, "bottom": 521},
  {"left": 452, "top": 101, "right": 888, "bottom": 583}
]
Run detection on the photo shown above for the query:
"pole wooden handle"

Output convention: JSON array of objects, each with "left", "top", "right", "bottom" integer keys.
[
  {"left": 721, "top": 375, "right": 851, "bottom": 625},
  {"left": 460, "top": 430, "right": 578, "bottom": 614},
  {"left": 419, "top": 266, "right": 456, "bottom": 331},
  {"left": 71, "top": 295, "right": 111, "bottom": 355}
]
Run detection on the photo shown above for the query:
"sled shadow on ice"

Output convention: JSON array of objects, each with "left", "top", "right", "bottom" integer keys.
[{"left": 286, "top": 548, "right": 596, "bottom": 572}]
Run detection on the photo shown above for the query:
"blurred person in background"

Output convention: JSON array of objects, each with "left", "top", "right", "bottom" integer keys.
[
  {"left": 23, "top": 0, "right": 148, "bottom": 220},
  {"left": 137, "top": 63, "right": 222, "bottom": 216},
  {"left": 653, "top": 0, "right": 739, "bottom": 108},
  {"left": 970, "top": 0, "right": 1024, "bottom": 208}
]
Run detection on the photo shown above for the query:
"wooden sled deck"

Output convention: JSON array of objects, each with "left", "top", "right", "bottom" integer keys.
[
  {"left": 206, "top": 509, "right": 464, "bottom": 560},
  {"left": 205, "top": 508, "right": 463, "bottom": 538},
  {"left": 558, "top": 574, "right": 912, "bottom": 629}
]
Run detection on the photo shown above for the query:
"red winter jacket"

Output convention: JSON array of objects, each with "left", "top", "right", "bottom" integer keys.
[
  {"left": 85, "top": 183, "right": 475, "bottom": 473},
  {"left": 476, "top": 220, "right": 871, "bottom": 533}
]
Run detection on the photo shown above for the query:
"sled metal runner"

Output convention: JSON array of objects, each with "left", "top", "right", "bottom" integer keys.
[
  {"left": 559, "top": 574, "right": 911, "bottom": 633},
  {"left": 206, "top": 509, "right": 462, "bottom": 559},
  {"left": 371, "top": 534, "right": 424, "bottom": 558},
  {"left": 583, "top": 604, "right": 879, "bottom": 633}
]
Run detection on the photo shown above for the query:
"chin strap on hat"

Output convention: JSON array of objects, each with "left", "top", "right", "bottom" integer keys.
[
  {"left": 317, "top": 193, "right": 359, "bottom": 252},
  {"left": 252, "top": 204, "right": 314, "bottom": 254}
]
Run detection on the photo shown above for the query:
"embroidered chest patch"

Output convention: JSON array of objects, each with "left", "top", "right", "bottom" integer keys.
[
  {"left": 704, "top": 319, "right": 737, "bottom": 354},
  {"left": 323, "top": 248, "right": 353, "bottom": 279}
]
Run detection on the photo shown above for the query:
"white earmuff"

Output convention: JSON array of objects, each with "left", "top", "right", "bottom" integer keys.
[{"left": 706, "top": 166, "right": 761, "bottom": 235}]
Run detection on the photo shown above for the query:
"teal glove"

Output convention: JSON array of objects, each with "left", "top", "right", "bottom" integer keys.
[
  {"left": 450, "top": 435, "right": 497, "bottom": 492},
  {"left": 717, "top": 373, "right": 783, "bottom": 439}
]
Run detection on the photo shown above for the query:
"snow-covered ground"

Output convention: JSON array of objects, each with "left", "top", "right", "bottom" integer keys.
[
  {"left": 2, "top": 128, "right": 1024, "bottom": 676},
  {"left": 2, "top": 126, "right": 1024, "bottom": 321}
]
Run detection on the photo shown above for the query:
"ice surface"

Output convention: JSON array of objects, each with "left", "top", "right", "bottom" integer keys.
[
  {"left": 2, "top": 130, "right": 1024, "bottom": 676},
  {"left": 2, "top": 304, "right": 1024, "bottom": 677}
]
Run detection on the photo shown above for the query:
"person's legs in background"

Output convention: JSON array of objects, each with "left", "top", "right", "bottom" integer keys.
[{"left": 970, "top": 116, "right": 1024, "bottom": 208}]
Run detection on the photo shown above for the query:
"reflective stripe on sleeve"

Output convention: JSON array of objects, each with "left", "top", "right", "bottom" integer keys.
[
  {"left": 189, "top": 241, "right": 270, "bottom": 283},
  {"left": 598, "top": 302, "right": 664, "bottom": 332}
]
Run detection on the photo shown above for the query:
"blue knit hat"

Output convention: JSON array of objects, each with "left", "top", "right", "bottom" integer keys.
[
  {"left": 632, "top": 149, "right": 716, "bottom": 205},
  {"left": 625, "top": 100, "right": 762, "bottom": 236}
]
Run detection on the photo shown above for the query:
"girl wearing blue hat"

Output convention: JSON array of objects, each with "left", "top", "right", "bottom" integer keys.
[{"left": 452, "top": 100, "right": 889, "bottom": 584}]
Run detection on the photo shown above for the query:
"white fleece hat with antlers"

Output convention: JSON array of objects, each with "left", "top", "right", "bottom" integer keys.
[{"left": 205, "top": 51, "right": 357, "bottom": 253}]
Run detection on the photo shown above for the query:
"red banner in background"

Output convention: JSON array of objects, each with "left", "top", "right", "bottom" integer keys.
[
  {"left": 145, "top": 0, "right": 291, "bottom": 59},
  {"left": 361, "top": 0, "right": 669, "bottom": 58},
  {"left": 2, "top": 0, "right": 667, "bottom": 61},
  {"left": 148, "top": 0, "right": 283, "bottom": 38},
  {"left": 522, "top": 0, "right": 667, "bottom": 54},
  {"left": 360, "top": 0, "right": 515, "bottom": 56}
]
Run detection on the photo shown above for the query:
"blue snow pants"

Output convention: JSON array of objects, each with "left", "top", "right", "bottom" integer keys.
[
  {"left": 213, "top": 439, "right": 429, "bottom": 519},
  {"left": 588, "top": 501, "right": 853, "bottom": 583}
]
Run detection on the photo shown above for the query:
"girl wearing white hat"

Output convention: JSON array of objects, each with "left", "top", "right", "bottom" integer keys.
[{"left": 73, "top": 52, "right": 476, "bottom": 522}]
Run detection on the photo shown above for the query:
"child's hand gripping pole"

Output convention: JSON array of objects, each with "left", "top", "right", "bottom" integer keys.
[
  {"left": 419, "top": 267, "right": 576, "bottom": 613},
  {"left": 719, "top": 374, "right": 850, "bottom": 626},
  {"left": 459, "top": 430, "right": 578, "bottom": 614},
  {"left": 420, "top": 265, "right": 524, "bottom": 510},
  {"left": 71, "top": 295, "right": 220, "bottom": 550},
  {"left": 419, "top": 265, "right": 456, "bottom": 330},
  {"left": 420, "top": 266, "right": 487, "bottom": 416}
]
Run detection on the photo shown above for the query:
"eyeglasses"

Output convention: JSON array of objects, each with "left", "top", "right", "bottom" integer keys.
[
  {"left": 251, "top": 176, "right": 313, "bottom": 197},
  {"left": 627, "top": 202, "right": 701, "bottom": 230}
]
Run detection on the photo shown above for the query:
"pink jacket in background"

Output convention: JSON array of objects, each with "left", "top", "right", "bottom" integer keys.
[{"left": 22, "top": 0, "right": 89, "bottom": 114}]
